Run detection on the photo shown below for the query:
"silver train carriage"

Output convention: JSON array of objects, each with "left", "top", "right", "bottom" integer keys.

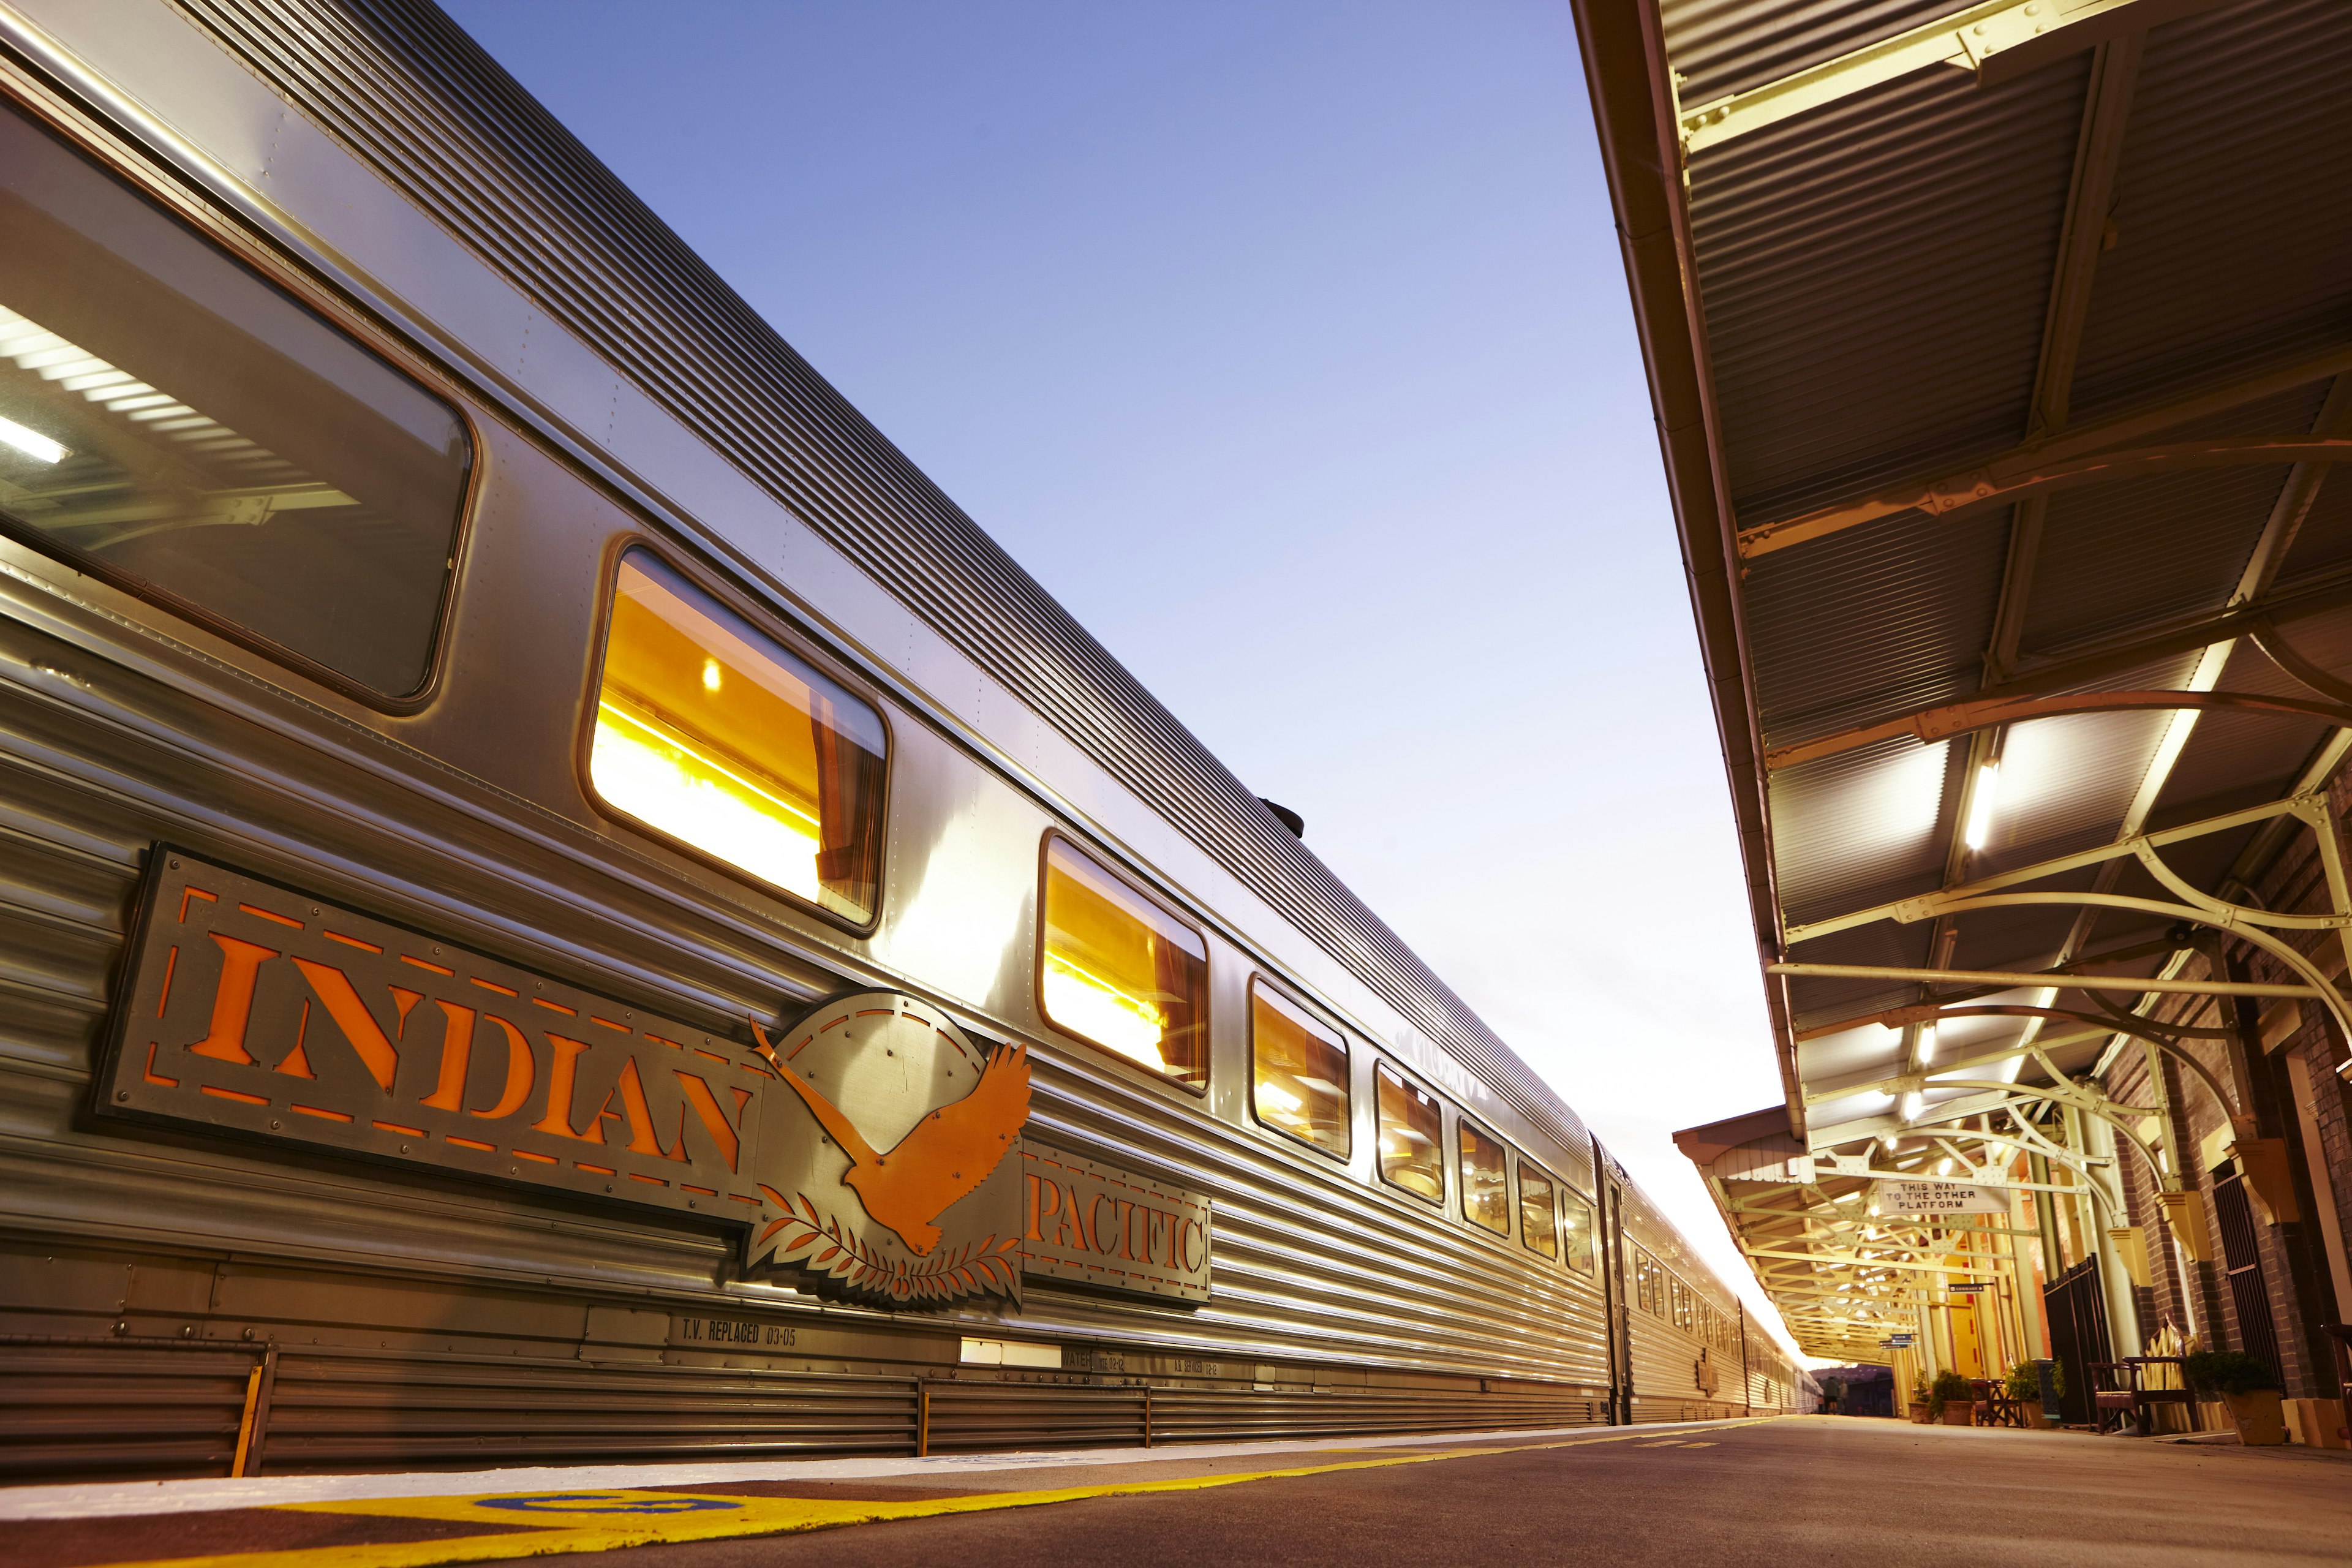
[{"left": 0, "top": 0, "right": 1810, "bottom": 1479}]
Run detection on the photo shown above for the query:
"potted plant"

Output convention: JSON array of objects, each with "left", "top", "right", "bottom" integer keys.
[
  {"left": 1932, "top": 1369, "right": 1976, "bottom": 1427},
  {"left": 1909, "top": 1372, "right": 1934, "bottom": 1423},
  {"left": 2185, "top": 1349, "right": 2286, "bottom": 1446},
  {"left": 2004, "top": 1361, "right": 2044, "bottom": 1428}
]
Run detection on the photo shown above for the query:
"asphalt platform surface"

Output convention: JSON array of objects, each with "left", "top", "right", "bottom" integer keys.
[
  {"left": 9, "top": 1416, "right": 2351, "bottom": 1568},
  {"left": 581, "top": 1420, "right": 2352, "bottom": 1568}
]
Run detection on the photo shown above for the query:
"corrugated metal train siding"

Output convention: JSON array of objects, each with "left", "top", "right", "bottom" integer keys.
[
  {"left": 1607, "top": 1179, "right": 1755, "bottom": 1422},
  {"left": 158, "top": 0, "right": 1593, "bottom": 1167},
  {"left": 0, "top": 1338, "right": 1612, "bottom": 1479},
  {"left": 0, "top": 1340, "right": 260, "bottom": 1479},
  {"left": 0, "top": 595, "right": 1609, "bottom": 1473}
]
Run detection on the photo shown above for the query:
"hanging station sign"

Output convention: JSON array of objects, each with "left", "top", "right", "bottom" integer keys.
[
  {"left": 1874, "top": 1178, "right": 2008, "bottom": 1216},
  {"left": 97, "top": 850, "right": 1210, "bottom": 1309}
]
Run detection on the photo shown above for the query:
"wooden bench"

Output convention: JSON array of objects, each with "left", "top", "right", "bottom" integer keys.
[
  {"left": 1970, "top": 1378, "right": 2027, "bottom": 1429},
  {"left": 2092, "top": 1357, "right": 2202, "bottom": 1437}
]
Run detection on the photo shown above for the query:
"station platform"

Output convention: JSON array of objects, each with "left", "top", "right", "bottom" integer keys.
[{"left": 7, "top": 1416, "right": 2349, "bottom": 1568}]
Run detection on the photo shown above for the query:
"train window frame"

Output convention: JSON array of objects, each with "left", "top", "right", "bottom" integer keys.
[
  {"left": 1035, "top": 831, "right": 1211, "bottom": 1093},
  {"left": 0, "top": 86, "right": 481, "bottom": 713},
  {"left": 1517, "top": 1159, "right": 1559, "bottom": 1261},
  {"left": 1372, "top": 1060, "right": 1446, "bottom": 1207},
  {"left": 577, "top": 537, "right": 894, "bottom": 936},
  {"left": 1559, "top": 1187, "right": 1597, "bottom": 1276},
  {"left": 1246, "top": 976, "right": 1351, "bottom": 1161},
  {"left": 1455, "top": 1117, "right": 1510, "bottom": 1238}
]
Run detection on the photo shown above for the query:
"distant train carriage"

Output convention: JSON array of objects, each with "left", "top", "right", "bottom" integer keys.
[{"left": 0, "top": 0, "right": 1802, "bottom": 1479}]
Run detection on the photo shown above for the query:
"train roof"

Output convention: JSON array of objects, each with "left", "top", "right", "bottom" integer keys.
[{"left": 165, "top": 0, "right": 1593, "bottom": 1161}]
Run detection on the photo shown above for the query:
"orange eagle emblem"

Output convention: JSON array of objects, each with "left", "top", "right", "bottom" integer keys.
[{"left": 753, "top": 1015, "right": 1029, "bottom": 1256}]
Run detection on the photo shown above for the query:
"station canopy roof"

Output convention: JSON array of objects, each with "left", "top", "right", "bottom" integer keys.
[{"left": 1575, "top": 0, "right": 2352, "bottom": 1359}]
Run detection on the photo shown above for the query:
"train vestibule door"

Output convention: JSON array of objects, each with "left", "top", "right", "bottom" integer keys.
[{"left": 1600, "top": 1171, "right": 1633, "bottom": 1423}]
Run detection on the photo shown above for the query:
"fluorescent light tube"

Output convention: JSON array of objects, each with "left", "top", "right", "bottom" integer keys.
[{"left": 0, "top": 413, "right": 67, "bottom": 464}]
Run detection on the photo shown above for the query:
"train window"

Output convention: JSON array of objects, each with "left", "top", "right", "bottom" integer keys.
[
  {"left": 1374, "top": 1063, "right": 1443, "bottom": 1203},
  {"left": 0, "top": 101, "right": 470, "bottom": 699},
  {"left": 590, "top": 549, "right": 887, "bottom": 923},
  {"left": 1457, "top": 1121, "right": 1509, "bottom": 1236},
  {"left": 1561, "top": 1190, "right": 1596, "bottom": 1275},
  {"left": 1249, "top": 981, "right": 1349, "bottom": 1158},
  {"left": 1518, "top": 1163, "right": 1558, "bottom": 1259},
  {"left": 1635, "top": 1248, "right": 1662, "bottom": 1315},
  {"left": 1039, "top": 837, "right": 1208, "bottom": 1085}
]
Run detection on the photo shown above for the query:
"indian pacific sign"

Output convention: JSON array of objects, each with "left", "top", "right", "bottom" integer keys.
[{"left": 96, "top": 849, "right": 1208, "bottom": 1307}]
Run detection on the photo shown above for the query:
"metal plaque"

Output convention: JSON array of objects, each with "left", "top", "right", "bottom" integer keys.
[
  {"left": 668, "top": 1312, "right": 805, "bottom": 1352},
  {"left": 1017, "top": 1142, "right": 1211, "bottom": 1302},
  {"left": 97, "top": 850, "right": 1028, "bottom": 1308}
]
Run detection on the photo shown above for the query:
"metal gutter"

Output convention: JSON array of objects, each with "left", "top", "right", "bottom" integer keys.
[{"left": 1573, "top": 0, "right": 1802, "bottom": 1132}]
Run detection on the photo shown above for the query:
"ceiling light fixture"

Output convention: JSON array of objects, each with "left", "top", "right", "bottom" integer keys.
[
  {"left": 1917, "top": 1020, "right": 1938, "bottom": 1066},
  {"left": 1964, "top": 761, "right": 2002, "bottom": 851}
]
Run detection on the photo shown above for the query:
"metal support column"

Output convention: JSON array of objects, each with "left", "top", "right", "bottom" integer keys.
[{"left": 2076, "top": 1106, "right": 2144, "bottom": 1359}]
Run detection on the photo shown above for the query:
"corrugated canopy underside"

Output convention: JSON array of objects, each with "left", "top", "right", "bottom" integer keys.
[
  {"left": 1614, "top": 0, "right": 2352, "bottom": 1352},
  {"left": 1667, "top": 0, "right": 2352, "bottom": 1089}
]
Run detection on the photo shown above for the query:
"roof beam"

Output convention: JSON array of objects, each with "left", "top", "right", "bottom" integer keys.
[
  {"left": 1787, "top": 792, "right": 2323, "bottom": 942},
  {"left": 1926, "top": 36, "right": 2143, "bottom": 971},
  {"left": 1809, "top": 1087, "right": 2068, "bottom": 1145},
  {"left": 1803, "top": 1026, "right": 2108, "bottom": 1103},
  {"left": 2236, "top": 376, "right": 2352, "bottom": 606},
  {"left": 1736, "top": 344, "right": 2352, "bottom": 556},
  {"left": 1763, "top": 571, "right": 2352, "bottom": 772},
  {"left": 1768, "top": 1286, "right": 1937, "bottom": 1305},
  {"left": 1746, "top": 435, "right": 2352, "bottom": 554},
  {"left": 1792, "top": 937, "right": 2179, "bottom": 1037},
  {"left": 1770, "top": 686, "right": 2352, "bottom": 772},
  {"left": 1743, "top": 1246, "right": 2004, "bottom": 1276},
  {"left": 2027, "top": 35, "right": 2139, "bottom": 441},
  {"left": 1769, "top": 962, "right": 2318, "bottom": 999},
  {"left": 1678, "top": 0, "right": 2226, "bottom": 154}
]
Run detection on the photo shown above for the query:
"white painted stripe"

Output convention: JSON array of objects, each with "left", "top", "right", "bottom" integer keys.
[{"left": 0, "top": 1419, "right": 1759, "bottom": 1520}]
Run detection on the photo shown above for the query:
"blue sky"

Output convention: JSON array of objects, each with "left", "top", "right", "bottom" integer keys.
[{"left": 442, "top": 0, "right": 1801, "bottom": 1353}]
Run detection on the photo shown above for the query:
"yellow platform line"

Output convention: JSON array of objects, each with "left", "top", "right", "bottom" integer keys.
[{"left": 88, "top": 1421, "right": 1774, "bottom": 1568}]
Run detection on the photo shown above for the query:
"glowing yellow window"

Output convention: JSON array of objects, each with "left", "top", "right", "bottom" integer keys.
[
  {"left": 1518, "top": 1163, "right": 1558, "bottom": 1259},
  {"left": 1250, "top": 981, "right": 1349, "bottom": 1158},
  {"left": 1459, "top": 1120, "right": 1509, "bottom": 1236},
  {"left": 590, "top": 549, "right": 886, "bottom": 924},
  {"left": 1039, "top": 838, "right": 1207, "bottom": 1085},
  {"left": 1561, "top": 1189, "right": 1596, "bottom": 1275},
  {"left": 1376, "top": 1063, "right": 1442, "bottom": 1203}
]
